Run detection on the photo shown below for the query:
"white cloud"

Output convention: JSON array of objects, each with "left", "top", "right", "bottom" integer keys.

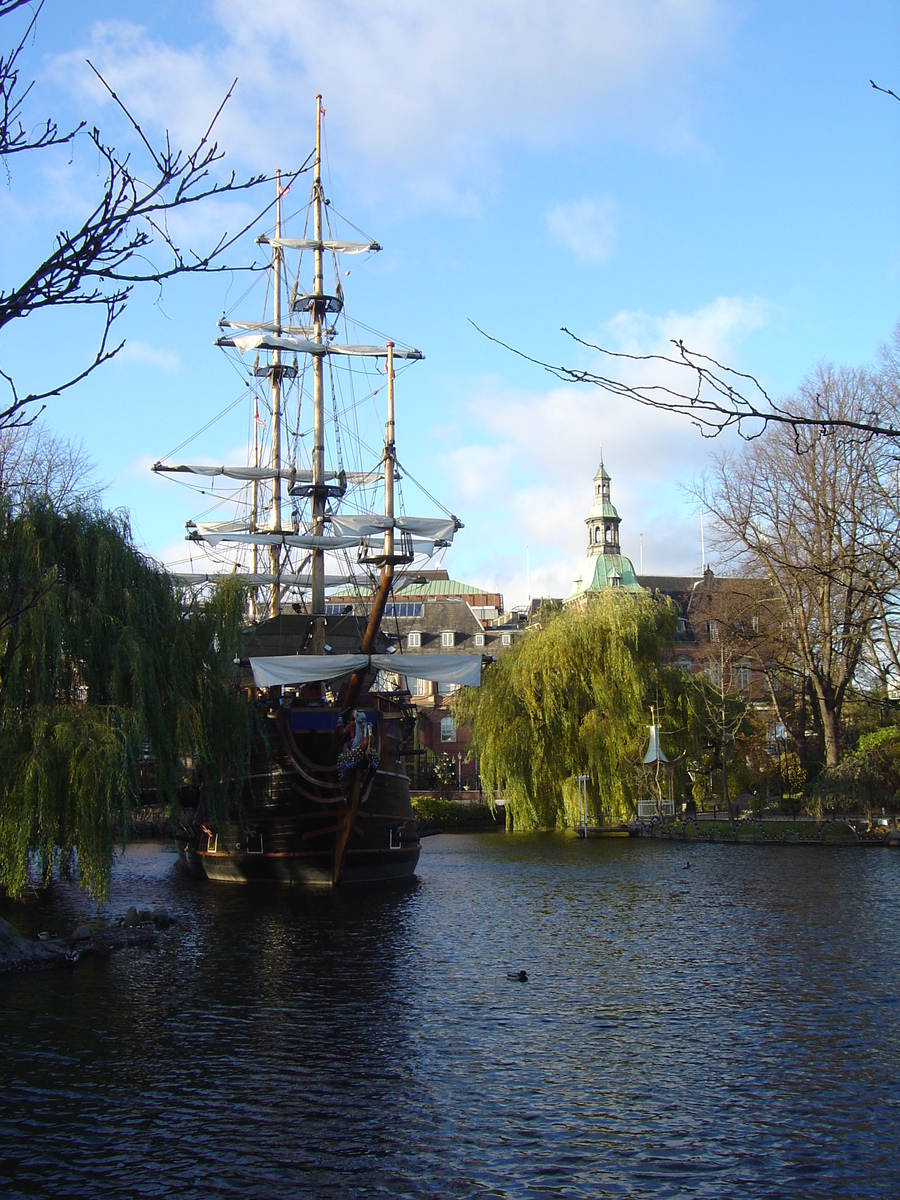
[
  {"left": 49, "top": 1, "right": 730, "bottom": 205},
  {"left": 118, "top": 340, "right": 181, "bottom": 371},
  {"left": 437, "top": 294, "right": 765, "bottom": 604},
  {"left": 547, "top": 198, "right": 617, "bottom": 265},
  {"left": 604, "top": 295, "right": 768, "bottom": 359}
]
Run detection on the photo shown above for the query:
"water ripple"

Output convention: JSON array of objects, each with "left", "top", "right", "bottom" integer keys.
[{"left": 1, "top": 836, "right": 899, "bottom": 1197}]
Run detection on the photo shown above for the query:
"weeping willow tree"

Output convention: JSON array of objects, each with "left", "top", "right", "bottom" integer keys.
[
  {"left": 0, "top": 499, "right": 253, "bottom": 899},
  {"left": 455, "top": 589, "right": 693, "bottom": 829}
]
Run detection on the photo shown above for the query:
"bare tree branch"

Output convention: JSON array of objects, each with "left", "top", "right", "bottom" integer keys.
[
  {"left": 0, "top": 5, "right": 314, "bottom": 429},
  {"left": 471, "top": 320, "right": 900, "bottom": 443},
  {"left": 0, "top": 1, "right": 84, "bottom": 162},
  {"left": 871, "top": 79, "right": 900, "bottom": 103}
]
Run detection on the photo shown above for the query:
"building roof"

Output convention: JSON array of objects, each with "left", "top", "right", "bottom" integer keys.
[
  {"left": 637, "top": 575, "right": 704, "bottom": 606},
  {"left": 394, "top": 577, "right": 501, "bottom": 604},
  {"left": 382, "top": 597, "right": 523, "bottom": 655},
  {"left": 566, "top": 551, "right": 642, "bottom": 601}
]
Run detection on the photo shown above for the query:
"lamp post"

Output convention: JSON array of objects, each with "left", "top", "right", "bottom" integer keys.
[
  {"left": 457, "top": 751, "right": 462, "bottom": 792},
  {"left": 576, "top": 774, "right": 589, "bottom": 838}
]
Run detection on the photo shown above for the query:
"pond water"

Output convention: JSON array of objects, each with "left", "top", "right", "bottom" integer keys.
[{"left": 2, "top": 834, "right": 899, "bottom": 1198}]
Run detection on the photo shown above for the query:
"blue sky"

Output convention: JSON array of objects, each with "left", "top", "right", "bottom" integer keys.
[{"left": 2, "top": 0, "right": 899, "bottom": 606}]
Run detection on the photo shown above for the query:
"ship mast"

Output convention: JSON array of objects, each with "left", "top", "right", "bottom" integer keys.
[
  {"left": 340, "top": 341, "right": 400, "bottom": 721},
  {"left": 154, "top": 96, "right": 445, "bottom": 604},
  {"left": 384, "top": 341, "right": 395, "bottom": 569},
  {"left": 311, "top": 95, "right": 327, "bottom": 649},
  {"left": 269, "top": 170, "right": 285, "bottom": 617},
  {"left": 250, "top": 387, "right": 260, "bottom": 621}
]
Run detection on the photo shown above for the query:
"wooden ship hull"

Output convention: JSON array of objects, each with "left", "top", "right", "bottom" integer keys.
[{"left": 178, "top": 686, "right": 421, "bottom": 885}]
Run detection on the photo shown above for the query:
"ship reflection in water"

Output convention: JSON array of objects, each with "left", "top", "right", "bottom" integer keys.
[{"left": 2, "top": 835, "right": 898, "bottom": 1198}]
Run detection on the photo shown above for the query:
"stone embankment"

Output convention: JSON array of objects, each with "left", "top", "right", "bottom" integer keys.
[{"left": 0, "top": 906, "right": 179, "bottom": 973}]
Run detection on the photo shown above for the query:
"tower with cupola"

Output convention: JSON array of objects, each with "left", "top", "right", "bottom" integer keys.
[{"left": 565, "top": 453, "right": 642, "bottom": 603}]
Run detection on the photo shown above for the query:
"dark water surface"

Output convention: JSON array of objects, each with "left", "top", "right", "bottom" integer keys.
[{"left": 2, "top": 834, "right": 899, "bottom": 1198}]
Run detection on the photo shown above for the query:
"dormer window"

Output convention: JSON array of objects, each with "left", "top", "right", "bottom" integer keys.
[
  {"left": 441, "top": 630, "right": 455, "bottom": 648},
  {"left": 408, "top": 631, "right": 421, "bottom": 649}
]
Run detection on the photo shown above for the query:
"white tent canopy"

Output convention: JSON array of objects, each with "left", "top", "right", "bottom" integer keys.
[{"left": 249, "top": 653, "right": 482, "bottom": 689}]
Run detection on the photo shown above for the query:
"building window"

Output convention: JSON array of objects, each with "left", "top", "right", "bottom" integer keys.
[
  {"left": 734, "top": 661, "right": 751, "bottom": 691},
  {"left": 444, "top": 682, "right": 461, "bottom": 697},
  {"left": 610, "top": 576, "right": 621, "bottom": 587},
  {"left": 440, "top": 716, "right": 457, "bottom": 743},
  {"left": 706, "top": 660, "right": 723, "bottom": 688},
  {"left": 675, "top": 656, "right": 692, "bottom": 672},
  {"left": 384, "top": 602, "right": 424, "bottom": 618},
  {"left": 707, "top": 620, "right": 719, "bottom": 643},
  {"left": 408, "top": 631, "right": 421, "bottom": 649},
  {"left": 475, "top": 633, "right": 485, "bottom": 647},
  {"left": 501, "top": 633, "right": 511, "bottom": 647},
  {"left": 752, "top": 614, "right": 759, "bottom": 633},
  {"left": 410, "top": 676, "right": 428, "bottom": 696},
  {"left": 441, "top": 630, "right": 455, "bottom": 648}
]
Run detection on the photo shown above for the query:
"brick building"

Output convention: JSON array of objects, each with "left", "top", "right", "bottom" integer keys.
[{"left": 327, "top": 570, "right": 525, "bottom": 789}]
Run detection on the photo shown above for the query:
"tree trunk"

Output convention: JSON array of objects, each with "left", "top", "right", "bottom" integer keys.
[{"left": 819, "top": 701, "right": 840, "bottom": 768}]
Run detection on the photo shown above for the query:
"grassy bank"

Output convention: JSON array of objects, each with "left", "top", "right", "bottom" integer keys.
[
  {"left": 411, "top": 795, "right": 503, "bottom": 831},
  {"left": 654, "top": 817, "right": 895, "bottom": 844}
]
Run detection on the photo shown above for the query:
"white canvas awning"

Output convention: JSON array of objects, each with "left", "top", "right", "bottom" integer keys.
[
  {"left": 251, "top": 654, "right": 369, "bottom": 686},
  {"left": 249, "top": 652, "right": 482, "bottom": 689},
  {"left": 391, "top": 653, "right": 482, "bottom": 688}
]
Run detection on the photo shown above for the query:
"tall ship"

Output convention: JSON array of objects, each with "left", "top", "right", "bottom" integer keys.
[{"left": 153, "top": 97, "right": 481, "bottom": 885}]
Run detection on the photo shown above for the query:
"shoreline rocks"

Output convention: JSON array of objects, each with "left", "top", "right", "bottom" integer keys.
[{"left": 0, "top": 908, "right": 180, "bottom": 974}]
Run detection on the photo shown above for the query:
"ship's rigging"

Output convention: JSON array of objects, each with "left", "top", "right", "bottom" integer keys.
[{"left": 153, "top": 96, "right": 461, "bottom": 631}]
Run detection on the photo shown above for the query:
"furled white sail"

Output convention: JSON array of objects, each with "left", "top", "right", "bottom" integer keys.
[
  {"left": 153, "top": 463, "right": 382, "bottom": 485},
  {"left": 258, "top": 236, "right": 381, "bottom": 254},
  {"left": 249, "top": 653, "right": 482, "bottom": 689},
  {"left": 329, "top": 514, "right": 459, "bottom": 541},
  {"left": 223, "top": 332, "right": 422, "bottom": 360},
  {"left": 195, "top": 529, "right": 439, "bottom": 555},
  {"left": 201, "top": 532, "right": 364, "bottom": 550},
  {"left": 218, "top": 321, "right": 313, "bottom": 335},
  {"left": 171, "top": 572, "right": 363, "bottom": 587}
]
